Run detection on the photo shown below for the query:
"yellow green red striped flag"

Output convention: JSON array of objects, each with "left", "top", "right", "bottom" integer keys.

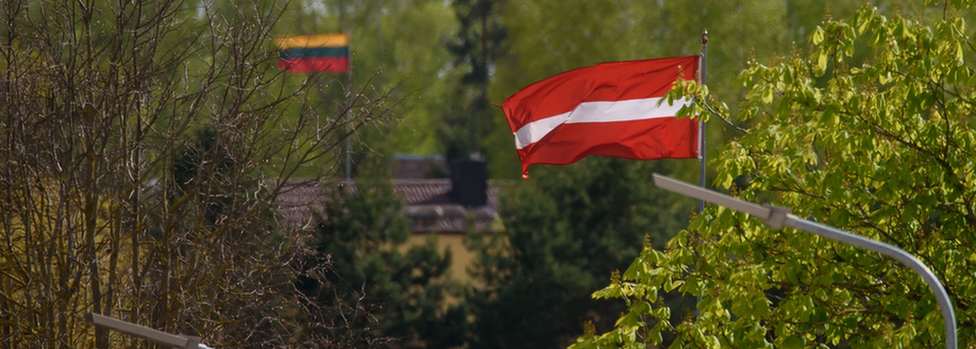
[{"left": 275, "top": 34, "right": 349, "bottom": 73}]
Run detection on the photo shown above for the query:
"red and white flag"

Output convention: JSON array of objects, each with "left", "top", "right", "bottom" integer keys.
[{"left": 502, "top": 56, "right": 700, "bottom": 177}]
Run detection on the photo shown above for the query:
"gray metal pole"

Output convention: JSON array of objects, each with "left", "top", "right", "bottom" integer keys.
[
  {"left": 340, "top": 1, "right": 352, "bottom": 180},
  {"left": 652, "top": 173, "right": 957, "bottom": 349},
  {"left": 345, "top": 58, "right": 352, "bottom": 180},
  {"left": 698, "top": 29, "right": 708, "bottom": 212},
  {"left": 694, "top": 28, "right": 708, "bottom": 316},
  {"left": 85, "top": 313, "right": 214, "bottom": 349}
]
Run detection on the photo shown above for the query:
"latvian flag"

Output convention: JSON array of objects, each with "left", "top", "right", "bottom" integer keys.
[
  {"left": 502, "top": 56, "right": 700, "bottom": 177},
  {"left": 275, "top": 34, "right": 350, "bottom": 73}
]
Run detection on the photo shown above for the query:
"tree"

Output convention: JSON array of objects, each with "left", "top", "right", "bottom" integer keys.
[
  {"left": 464, "top": 158, "right": 693, "bottom": 349},
  {"left": 574, "top": 2, "right": 976, "bottom": 348},
  {"left": 296, "top": 176, "right": 466, "bottom": 349},
  {"left": 0, "top": 0, "right": 391, "bottom": 347},
  {"left": 442, "top": 0, "right": 507, "bottom": 162}
]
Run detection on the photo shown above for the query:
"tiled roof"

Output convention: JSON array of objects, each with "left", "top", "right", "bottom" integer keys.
[
  {"left": 276, "top": 180, "right": 328, "bottom": 230},
  {"left": 392, "top": 155, "right": 447, "bottom": 179},
  {"left": 276, "top": 179, "right": 501, "bottom": 233},
  {"left": 388, "top": 179, "right": 453, "bottom": 204}
]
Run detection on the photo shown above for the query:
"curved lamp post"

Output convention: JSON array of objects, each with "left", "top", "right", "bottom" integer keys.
[
  {"left": 85, "top": 313, "right": 215, "bottom": 349},
  {"left": 652, "top": 173, "right": 957, "bottom": 349}
]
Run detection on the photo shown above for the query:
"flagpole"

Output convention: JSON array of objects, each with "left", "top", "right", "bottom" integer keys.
[
  {"left": 345, "top": 39, "right": 352, "bottom": 180},
  {"left": 699, "top": 29, "right": 707, "bottom": 211},
  {"left": 694, "top": 28, "right": 708, "bottom": 317},
  {"left": 340, "top": 0, "right": 352, "bottom": 180}
]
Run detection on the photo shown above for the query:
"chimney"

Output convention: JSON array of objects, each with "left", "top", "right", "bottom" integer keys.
[{"left": 450, "top": 160, "right": 487, "bottom": 207}]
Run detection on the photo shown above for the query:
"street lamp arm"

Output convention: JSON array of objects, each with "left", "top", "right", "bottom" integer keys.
[
  {"left": 651, "top": 173, "right": 957, "bottom": 349},
  {"left": 85, "top": 313, "right": 214, "bottom": 349},
  {"left": 652, "top": 173, "right": 772, "bottom": 219}
]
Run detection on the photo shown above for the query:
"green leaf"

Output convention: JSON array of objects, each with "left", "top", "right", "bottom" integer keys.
[
  {"left": 816, "top": 51, "right": 828, "bottom": 71},
  {"left": 811, "top": 27, "right": 825, "bottom": 44}
]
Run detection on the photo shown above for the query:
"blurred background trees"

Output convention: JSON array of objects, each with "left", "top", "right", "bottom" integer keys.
[{"left": 4, "top": 0, "right": 970, "bottom": 348}]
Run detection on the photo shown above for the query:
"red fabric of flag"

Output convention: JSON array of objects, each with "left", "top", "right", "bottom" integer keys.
[
  {"left": 502, "top": 56, "right": 700, "bottom": 177},
  {"left": 278, "top": 57, "right": 349, "bottom": 73}
]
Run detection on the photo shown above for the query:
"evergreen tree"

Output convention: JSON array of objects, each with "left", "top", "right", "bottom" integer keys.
[
  {"left": 298, "top": 177, "right": 466, "bottom": 348},
  {"left": 465, "top": 158, "right": 693, "bottom": 349},
  {"left": 443, "top": 0, "right": 507, "bottom": 162}
]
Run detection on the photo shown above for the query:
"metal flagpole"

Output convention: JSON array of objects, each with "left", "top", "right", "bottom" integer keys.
[
  {"left": 694, "top": 28, "right": 708, "bottom": 315},
  {"left": 345, "top": 39, "right": 352, "bottom": 180},
  {"left": 699, "top": 29, "right": 707, "bottom": 211},
  {"left": 340, "top": 0, "right": 352, "bottom": 180}
]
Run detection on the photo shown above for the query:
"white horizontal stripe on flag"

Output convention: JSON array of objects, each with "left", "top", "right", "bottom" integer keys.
[{"left": 513, "top": 97, "right": 692, "bottom": 150}]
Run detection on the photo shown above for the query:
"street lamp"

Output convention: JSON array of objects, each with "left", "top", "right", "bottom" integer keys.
[
  {"left": 85, "top": 313, "right": 215, "bottom": 349},
  {"left": 652, "top": 173, "right": 957, "bottom": 349}
]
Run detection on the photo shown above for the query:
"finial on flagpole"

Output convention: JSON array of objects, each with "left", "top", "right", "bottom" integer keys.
[{"left": 700, "top": 29, "right": 708, "bottom": 45}]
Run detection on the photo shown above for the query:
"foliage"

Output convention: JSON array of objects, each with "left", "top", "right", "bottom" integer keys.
[
  {"left": 465, "top": 158, "right": 693, "bottom": 349},
  {"left": 574, "top": 2, "right": 976, "bottom": 348},
  {"left": 298, "top": 176, "right": 466, "bottom": 349}
]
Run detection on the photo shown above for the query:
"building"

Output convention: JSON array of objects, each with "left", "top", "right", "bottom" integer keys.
[{"left": 276, "top": 159, "right": 500, "bottom": 281}]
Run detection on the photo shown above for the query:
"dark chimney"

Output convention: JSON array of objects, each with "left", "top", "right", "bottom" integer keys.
[{"left": 450, "top": 160, "right": 487, "bottom": 207}]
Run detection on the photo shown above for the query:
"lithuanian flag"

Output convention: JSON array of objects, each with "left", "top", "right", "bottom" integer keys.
[{"left": 276, "top": 34, "right": 349, "bottom": 73}]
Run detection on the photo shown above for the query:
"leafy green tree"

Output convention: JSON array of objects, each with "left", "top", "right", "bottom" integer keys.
[
  {"left": 464, "top": 158, "right": 693, "bottom": 349},
  {"left": 574, "top": 2, "right": 976, "bottom": 348},
  {"left": 298, "top": 176, "right": 466, "bottom": 348}
]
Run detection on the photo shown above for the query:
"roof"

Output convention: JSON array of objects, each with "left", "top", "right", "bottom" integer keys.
[
  {"left": 276, "top": 179, "right": 501, "bottom": 234},
  {"left": 391, "top": 154, "right": 447, "bottom": 178}
]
